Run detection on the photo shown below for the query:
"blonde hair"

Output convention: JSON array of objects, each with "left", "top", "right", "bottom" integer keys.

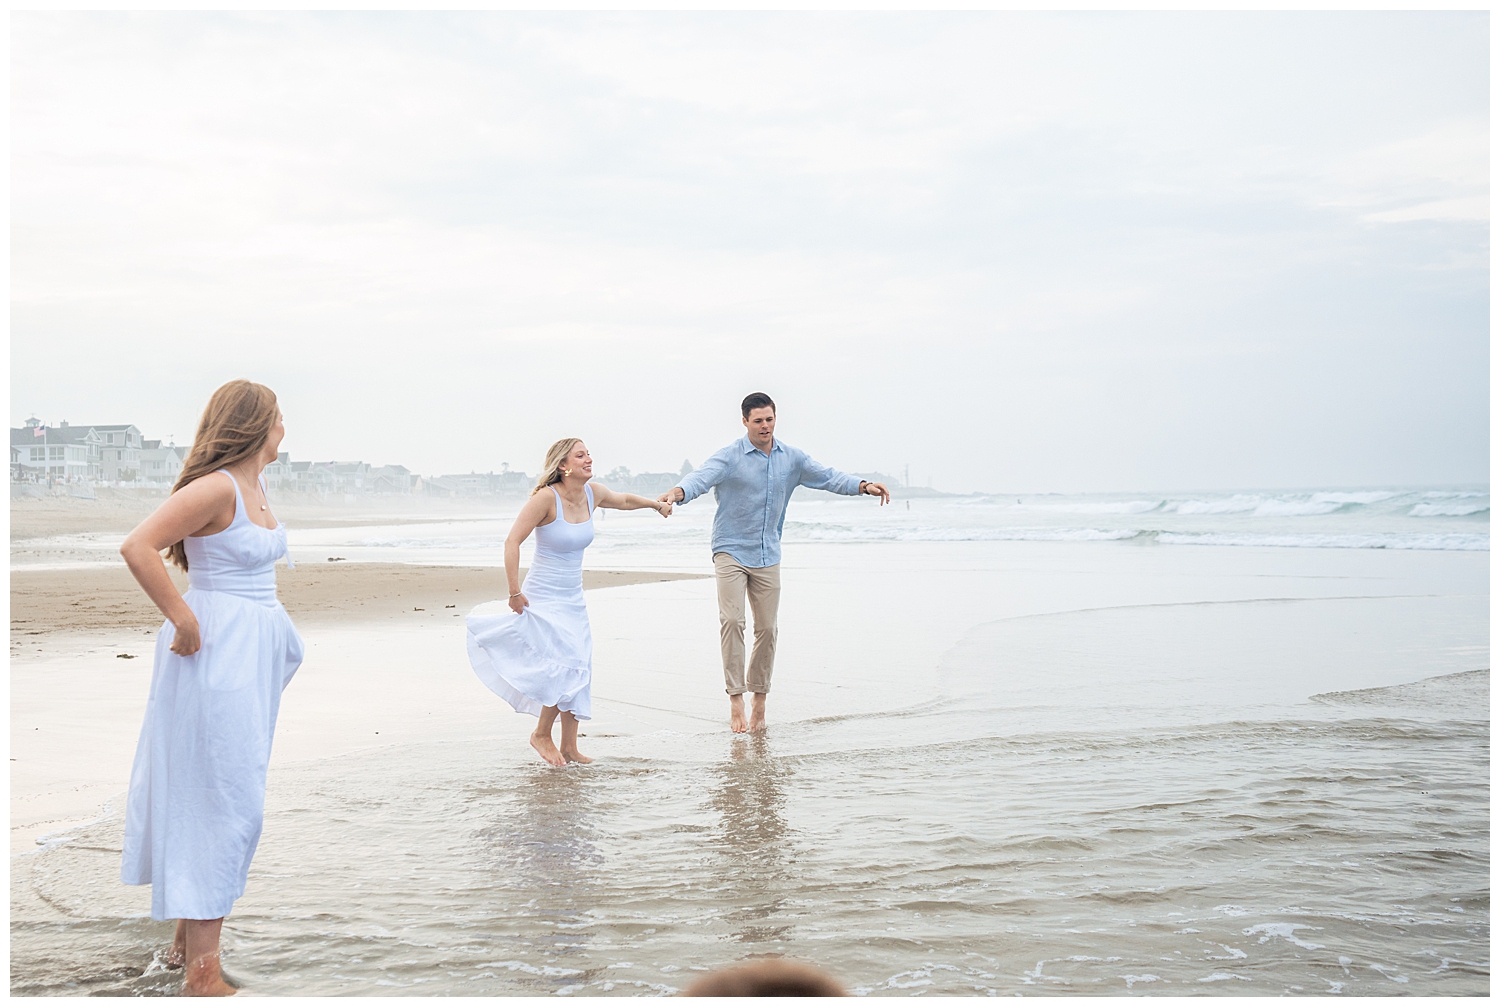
[
  {"left": 166, "top": 380, "right": 280, "bottom": 571},
  {"left": 531, "top": 438, "right": 583, "bottom": 495}
]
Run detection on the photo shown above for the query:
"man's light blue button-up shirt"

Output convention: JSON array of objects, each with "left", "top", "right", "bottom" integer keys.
[{"left": 676, "top": 436, "right": 864, "bottom": 568}]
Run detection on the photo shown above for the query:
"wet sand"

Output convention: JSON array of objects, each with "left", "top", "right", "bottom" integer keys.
[
  {"left": 10, "top": 502, "right": 1488, "bottom": 994},
  {"left": 11, "top": 563, "right": 700, "bottom": 641},
  {"left": 10, "top": 561, "right": 705, "bottom": 879}
]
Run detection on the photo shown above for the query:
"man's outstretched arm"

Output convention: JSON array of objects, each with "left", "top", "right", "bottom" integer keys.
[
  {"left": 659, "top": 449, "right": 732, "bottom": 506},
  {"left": 799, "top": 454, "right": 891, "bottom": 505}
]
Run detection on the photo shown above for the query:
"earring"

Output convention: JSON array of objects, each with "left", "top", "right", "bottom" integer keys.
[{"left": 562, "top": 468, "right": 572, "bottom": 477}]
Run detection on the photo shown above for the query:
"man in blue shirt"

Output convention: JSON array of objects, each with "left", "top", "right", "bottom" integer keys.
[{"left": 659, "top": 393, "right": 890, "bottom": 733}]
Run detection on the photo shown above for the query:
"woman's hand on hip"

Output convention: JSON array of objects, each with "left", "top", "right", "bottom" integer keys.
[
  {"left": 169, "top": 613, "right": 202, "bottom": 656},
  {"left": 509, "top": 592, "right": 529, "bottom": 615}
]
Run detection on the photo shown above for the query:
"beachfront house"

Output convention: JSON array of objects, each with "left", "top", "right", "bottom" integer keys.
[
  {"left": 10, "top": 419, "right": 103, "bottom": 481},
  {"left": 85, "top": 424, "right": 145, "bottom": 482},
  {"left": 369, "top": 464, "right": 415, "bottom": 494},
  {"left": 601, "top": 465, "right": 691, "bottom": 498},
  {"left": 263, "top": 455, "right": 415, "bottom": 497},
  {"left": 139, "top": 440, "right": 187, "bottom": 485},
  {"left": 421, "top": 470, "right": 531, "bottom": 497}
]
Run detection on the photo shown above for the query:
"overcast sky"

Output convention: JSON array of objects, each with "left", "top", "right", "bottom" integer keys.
[{"left": 11, "top": 12, "right": 1488, "bottom": 493}]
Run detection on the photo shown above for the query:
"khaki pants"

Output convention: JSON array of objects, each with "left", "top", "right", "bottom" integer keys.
[{"left": 713, "top": 553, "right": 781, "bottom": 695}]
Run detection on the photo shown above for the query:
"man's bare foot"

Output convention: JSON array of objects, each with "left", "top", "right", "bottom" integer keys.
[
  {"left": 530, "top": 731, "right": 566, "bottom": 767},
  {"left": 729, "top": 695, "right": 748, "bottom": 733},
  {"left": 181, "top": 953, "right": 237, "bottom": 996},
  {"left": 561, "top": 747, "right": 592, "bottom": 764},
  {"left": 748, "top": 693, "right": 767, "bottom": 732}
]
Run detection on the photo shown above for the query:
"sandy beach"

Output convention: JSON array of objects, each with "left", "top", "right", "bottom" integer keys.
[
  {"left": 11, "top": 497, "right": 704, "bottom": 893},
  {"left": 12, "top": 563, "right": 699, "bottom": 641}
]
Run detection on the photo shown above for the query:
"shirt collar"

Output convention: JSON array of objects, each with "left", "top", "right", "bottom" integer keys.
[{"left": 741, "top": 435, "right": 783, "bottom": 455}]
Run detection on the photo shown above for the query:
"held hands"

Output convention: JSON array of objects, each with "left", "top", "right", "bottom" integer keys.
[
  {"left": 860, "top": 481, "right": 892, "bottom": 506},
  {"left": 509, "top": 592, "right": 529, "bottom": 615},
  {"left": 655, "top": 499, "right": 673, "bottom": 518},
  {"left": 169, "top": 614, "right": 202, "bottom": 656},
  {"left": 656, "top": 487, "right": 685, "bottom": 509}
]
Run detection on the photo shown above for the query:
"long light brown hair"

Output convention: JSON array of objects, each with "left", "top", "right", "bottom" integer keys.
[
  {"left": 166, "top": 380, "right": 280, "bottom": 571},
  {"left": 531, "top": 438, "right": 583, "bottom": 496}
]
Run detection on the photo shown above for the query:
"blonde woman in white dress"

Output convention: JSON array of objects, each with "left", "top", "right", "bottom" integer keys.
[
  {"left": 467, "top": 438, "right": 672, "bottom": 766},
  {"left": 119, "top": 380, "right": 302, "bottom": 997}
]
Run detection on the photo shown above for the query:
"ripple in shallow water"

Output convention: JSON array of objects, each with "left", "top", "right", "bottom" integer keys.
[{"left": 11, "top": 675, "right": 1489, "bottom": 996}]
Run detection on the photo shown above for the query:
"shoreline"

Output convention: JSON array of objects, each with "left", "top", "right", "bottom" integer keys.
[
  {"left": 11, "top": 495, "right": 527, "bottom": 542},
  {"left": 11, "top": 563, "right": 706, "bottom": 643},
  {"left": 10, "top": 564, "right": 711, "bottom": 865}
]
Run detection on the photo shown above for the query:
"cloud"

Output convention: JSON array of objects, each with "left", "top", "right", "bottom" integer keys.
[{"left": 10, "top": 12, "right": 1489, "bottom": 490}]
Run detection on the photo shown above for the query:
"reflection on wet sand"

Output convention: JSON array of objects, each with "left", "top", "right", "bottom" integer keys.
[
  {"left": 471, "top": 767, "right": 603, "bottom": 991},
  {"left": 709, "top": 734, "right": 792, "bottom": 947}
]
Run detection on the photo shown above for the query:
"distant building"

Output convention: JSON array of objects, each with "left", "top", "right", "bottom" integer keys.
[
  {"left": 10, "top": 418, "right": 102, "bottom": 480},
  {"left": 369, "top": 464, "right": 415, "bottom": 494},
  {"left": 140, "top": 440, "right": 187, "bottom": 485},
  {"left": 264, "top": 454, "right": 415, "bottom": 496},
  {"left": 420, "top": 470, "right": 531, "bottom": 498},
  {"left": 85, "top": 424, "right": 144, "bottom": 481},
  {"left": 600, "top": 466, "right": 685, "bottom": 497}
]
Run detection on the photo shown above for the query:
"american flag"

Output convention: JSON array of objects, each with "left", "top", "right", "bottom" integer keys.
[{"left": 32, "top": 424, "right": 45, "bottom": 438}]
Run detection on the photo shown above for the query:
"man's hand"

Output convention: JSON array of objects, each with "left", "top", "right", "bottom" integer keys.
[
  {"left": 657, "top": 487, "right": 685, "bottom": 506},
  {"left": 860, "top": 481, "right": 891, "bottom": 506}
]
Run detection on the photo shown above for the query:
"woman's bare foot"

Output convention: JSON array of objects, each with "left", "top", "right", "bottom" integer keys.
[
  {"left": 165, "top": 918, "right": 188, "bottom": 968},
  {"left": 530, "top": 731, "right": 566, "bottom": 766},
  {"left": 748, "top": 693, "right": 767, "bottom": 733},
  {"left": 561, "top": 747, "right": 592, "bottom": 764},
  {"left": 181, "top": 953, "right": 237, "bottom": 996},
  {"left": 729, "top": 695, "right": 748, "bottom": 733}
]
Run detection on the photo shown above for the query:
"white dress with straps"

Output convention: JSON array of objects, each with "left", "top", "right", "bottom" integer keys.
[
  {"left": 466, "top": 484, "right": 595, "bottom": 719},
  {"left": 120, "top": 470, "right": 304, "bottom": 921}
]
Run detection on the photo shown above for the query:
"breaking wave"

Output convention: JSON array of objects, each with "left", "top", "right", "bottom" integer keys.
[{"left": 1410, "top": 502, "right": 1489, "bottom": 517}]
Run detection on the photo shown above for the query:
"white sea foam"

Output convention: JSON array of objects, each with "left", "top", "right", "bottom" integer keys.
[
  {"left": 1156, "top": 532, "right": 1488, "bottom": 551},
  {"left": 788, "top": 524, "right": 1141, "bottom": 544},
  {"left": 1167, "top": 490, "right": 1403, "bottom": 517},
  {"left": 1308, "top": 491, "right": 1401, "bottom": 505},
  {"left": 1410, "top": 502, "right": 1489, "bottom": 517},
  {"left": 1015, "top": 500, "right": 1163, "bottom": 515},
  {"left": 1250, "top": 499, "right": 1346, "bottom": 517},
  {"left": 1165, "top": 495, "right": 1263, "bottom": 515}
]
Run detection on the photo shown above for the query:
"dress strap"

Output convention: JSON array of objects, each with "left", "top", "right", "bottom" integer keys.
[
  {"left": 585, "top": 483, "right": 594, "bottom": 512},
  {"left": 216, "top": 470, "right": 244, "bottom": 522}
]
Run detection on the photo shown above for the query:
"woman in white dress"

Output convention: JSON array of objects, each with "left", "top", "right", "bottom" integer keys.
[
  {"left": 118, "top": 380, "right": 302, "bottom": 997},
  {"left": 467, "top": 438, "right": 672, "bottom": 766}
]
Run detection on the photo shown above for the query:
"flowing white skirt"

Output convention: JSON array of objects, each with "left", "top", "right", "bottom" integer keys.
[
  {"left": 466, "top": 562, "right": 592, "bottom": 719},
  {"left": 120, "top": 589, "right": 303, "bottom": 921}
]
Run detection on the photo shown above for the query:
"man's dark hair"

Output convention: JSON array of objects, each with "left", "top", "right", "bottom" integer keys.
[
  {"left": 683, "top": 960, "right": 845, "bottom": 997},
  {"left": 741, "top": 392, "right": 776, "bottom": 419}
]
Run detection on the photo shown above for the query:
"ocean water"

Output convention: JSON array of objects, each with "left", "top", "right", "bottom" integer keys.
[
  {"left": 10, "top": 492, "right": 1490, "bottom": 996},
  {"left": 273, "top": 485, "right": 1489, "bottom": 570},
  {"left": 10, "top": 485, "right": 1488, "bottom": 571}
]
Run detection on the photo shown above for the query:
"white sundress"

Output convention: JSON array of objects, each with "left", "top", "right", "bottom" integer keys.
[
  {"left": 120, "top": 470, "right": 303, "bottom": 921},
  {"left": 466, "top": 484, "right": 595, "bottom": 719}
]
